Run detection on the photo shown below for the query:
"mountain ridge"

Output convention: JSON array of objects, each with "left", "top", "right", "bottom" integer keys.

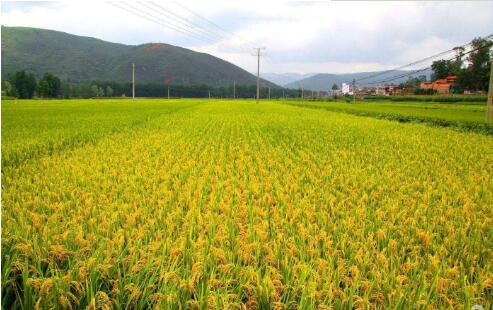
[
  {"left": 1, "top": 26, "right": 278, "bottom": 87},
  {"left": 261, "top": 72, "right": 316, "bottom": 86}
]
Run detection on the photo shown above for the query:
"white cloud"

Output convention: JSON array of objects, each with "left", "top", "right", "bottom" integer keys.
[{"left": 2, "top": 0, "right": 493, "bottom": 74}]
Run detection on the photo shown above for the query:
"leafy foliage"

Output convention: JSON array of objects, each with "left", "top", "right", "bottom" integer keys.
[
  {"left": 431, "top": 60, "right": 453, "bottom": 80},
  {"left": 38, "top": 73, "right": 61, "bottom": 98},
  {"left": 9, "top": 71, "right": 37, "bottom": 99}
]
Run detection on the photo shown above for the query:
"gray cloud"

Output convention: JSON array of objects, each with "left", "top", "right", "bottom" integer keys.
[
  {"left": 2, "top": 1, "right": 492, "bottom": 74},
  {"left": 263, "top": 2, "right": 493, "bottom": 67}
]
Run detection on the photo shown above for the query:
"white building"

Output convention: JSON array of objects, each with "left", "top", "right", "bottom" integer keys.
[{"left": 341, "top": 83, "right": 353, "bottom": 95}]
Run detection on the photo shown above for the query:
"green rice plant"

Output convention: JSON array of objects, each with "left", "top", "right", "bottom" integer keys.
[{"left": 2, "top": 99, "right": 492, "bottom": 309}]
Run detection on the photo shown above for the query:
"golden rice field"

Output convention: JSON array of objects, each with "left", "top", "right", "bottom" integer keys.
[{"left": 2, "top": 99, "right": 493, "bottom": 309}]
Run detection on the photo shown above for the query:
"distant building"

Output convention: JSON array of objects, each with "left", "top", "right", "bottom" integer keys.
[
  {"left": 376, "top": 84, "right": 398, "bottom": 96},
  {"left": 420, "top": 76, "right": 457, "bottom": 94},
  {"left": 341, "top": 83, "right": 352, "bottom": 95}
]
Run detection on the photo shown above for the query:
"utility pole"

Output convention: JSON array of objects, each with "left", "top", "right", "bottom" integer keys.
[
  {"left": 253, "top": 47, "right": 265, "bottom": 104},
  {"left": 209, "top": 90, "right": 211, "bottom": 99},
  {"left": 167, "top": 87, "right": 170, "bottom": 99},
  {"left": 132, "top": 63, "right": 135, "bottom": 100},
  {"left": 233, "top": 80, "right": 236, "bottom": 99},
  {"left": 268, "top": 87, "right": 271, "bottom": 100},
  {"left": 302, "top": 86, "right": 304, "bottom": 102},
  {"left": 352, "top": 79, "right": 356, "bottom": 104},
  {"left": 487, "top": 50, "right": 493, "bottom": 123},
  {"left": 257, "top": 48, "right": 260, "bottom": 103}
]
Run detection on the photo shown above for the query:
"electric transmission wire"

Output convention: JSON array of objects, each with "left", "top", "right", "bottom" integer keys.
[
  {"left": 172, "top": 1, "right": 263, "bottom": 54},
  {"left": 366, "top": 40, "right": 493, "bottom": 85},
  {"left": 171, "top": 1, "right": 265, "bottom": 55},
  {"left": 356, "top": 33, "right": 493, "bottom": 83},
  {"left": 109, "top": 1, "right": 261, "bottom": 55},
  {"left": 110, "top": 1, "right": 274, "bottom": 73},
  {"left": 172, "top": 1, "right": 256, "bottom": 45},
  {"left": 109, "top": 2, "right": 220, "bottom": 45},
  {"left": 141, "top": 2, "right": 225, "bottom": 43},
  {"left": 147, "top": 2, "right": 225, "bottom": 41}
]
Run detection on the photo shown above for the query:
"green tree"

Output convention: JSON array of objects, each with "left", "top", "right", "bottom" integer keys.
[
  {"left": 106, "top": 86, "right": 113, "bottom": 97},
  {"left": 38, "top": 73, "right": 61, "bottom": 98},
  {"left": 450, "top": 46, "right": 465, "bottom": 75},
  {"left": 91, "top": 85, "right": 100, "bottom": 97},
  {"left": 465, "top": 38, "right": 492, "bottom": 91},
  {"left": 10, "top": 71, "right": 37, "bottom": 99},
  {"left": 431, "top": 60, "right": 453, "bottom": 80},
  {"left": 2, "top": 80, "right": 14, "bottom": 97},
  {"left": 331, "top": 83, "right": 339, "bottom": 100}
]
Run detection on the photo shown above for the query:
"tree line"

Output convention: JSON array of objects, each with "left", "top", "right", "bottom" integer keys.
[
  {"left": 2, "top": 71, "right": 307, "bottom": 99},
  {"left": 2, "top": 71, "right": 62, "bottom": 99}
]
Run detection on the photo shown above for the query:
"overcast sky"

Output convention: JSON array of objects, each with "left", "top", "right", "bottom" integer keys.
[{"left": 2, "top": 1, "right": 493, "bottom": 74}]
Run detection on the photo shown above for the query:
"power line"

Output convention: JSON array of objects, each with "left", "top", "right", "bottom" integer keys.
[
  {"left": 366, "top": 41, "right": 493, "bottom": 85},
  {"left": 172, "top": 1, "right": 263, "bottom": 54},
  {"left": 124, "top": 2, "right": 220, "bottom": 44},
  {"left": 143, "top": 2, "right": 225, "bottom": 42},
  {"left": 110, "top": 1, "right": 262, "bottom": 56},
  {"left": 150, "top": 1, "right": 226, "bottom": 40},
  {"left": 111, "top": 1, "right": 272, "bottom": 83},
  {"left": 109, "top": 2, "right": 218, "bottom": 44},
  {"left": 357, "top": 33, "right": 493, "bottom": 83},
  {"left": 365, "top": 67, "right": 431, "bottom": 85},
  {"left": 109, "top": 2, "right": 207, "bottom": 43},
  {"left": 173, "top": 1, "right": 257, "bottom": 47}
]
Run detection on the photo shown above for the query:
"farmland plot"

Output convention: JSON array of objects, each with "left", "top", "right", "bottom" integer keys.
[{"left": 2, "top": 99, "right": 492, "bottom": 309}]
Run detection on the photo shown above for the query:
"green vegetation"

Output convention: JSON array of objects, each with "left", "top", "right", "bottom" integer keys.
[
  {"left": 2, "top": 99, "right": 493, "bottom": 309},
  {"left": 286, "top": 100, "right": 493, "bottom": 134},
  {"left": 37, "top": 73, "right": 62, "bottom": 98},
  {"left": 2, "top": 76, "right": 299, "bottom": 99},
  {"left": 8, "top": 71, "right": 37, "bottom": 99}
]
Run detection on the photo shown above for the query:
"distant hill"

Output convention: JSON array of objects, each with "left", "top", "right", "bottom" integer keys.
[
  {"left": 285, "top": 69, "right": 433, "bottom": 91},
  {"left": 262, "top": 72, "right": 316, "bottom": 86},
  {"left": 1, "top": 26, "right": 277, "bottom": 87}
]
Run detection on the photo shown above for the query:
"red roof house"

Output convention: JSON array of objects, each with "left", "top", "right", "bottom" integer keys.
[{"left": 420, "top": 76, "right": 456, "bottom": 94}]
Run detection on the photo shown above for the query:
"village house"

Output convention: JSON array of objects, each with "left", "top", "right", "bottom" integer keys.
[
  {"left": 420, "top": 76, "right": 457, "bottom": 94},
  {"left": 375, "top": 84, "right": 399, "bottom": 96}
]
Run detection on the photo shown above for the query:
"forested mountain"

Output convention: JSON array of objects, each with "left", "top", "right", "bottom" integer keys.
[{"left": 1, "top": 26, "right": 277, "bottom": 87}]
